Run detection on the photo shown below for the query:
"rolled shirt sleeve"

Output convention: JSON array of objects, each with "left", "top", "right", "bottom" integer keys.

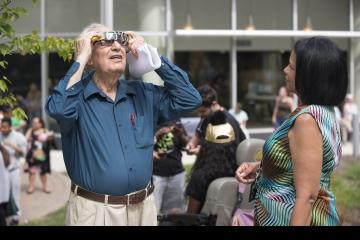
[
  {"left": 45, "top": 62, "right": 85, "bottom": 135},
  {"left": 154, "top": 56, "right": 202, "bottom": 124}
]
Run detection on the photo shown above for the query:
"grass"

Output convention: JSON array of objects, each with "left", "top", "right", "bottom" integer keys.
[
  {"left": 22, "top": 205, "right": 67, "bottom": 226},
  {"left": 184, "top": 164, "right": 193, "bottom": 185},
  {"left": 331, "top": 160, "right": 360, "bottom": 225}
]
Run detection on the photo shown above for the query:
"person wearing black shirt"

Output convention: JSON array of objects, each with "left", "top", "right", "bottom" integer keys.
[
  {"left": 186, "top": 111, "right": 239, "bottom": 213},
  {"left": 185, "top": 84, "right": 246, "bottom": 154},
  {"left": 153, "top": 120, "right": 188, "bottom": 215}
]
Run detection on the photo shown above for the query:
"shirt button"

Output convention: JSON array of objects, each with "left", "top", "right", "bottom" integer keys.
[
  {"left": 129, "top": 168, "right": 133, "bottom": 171},
  {"left": 124, "top": 145, "right": 127, "bottom": 149},
  {"left": 118, "top": 123, "right": 122, "bottom": 127}
]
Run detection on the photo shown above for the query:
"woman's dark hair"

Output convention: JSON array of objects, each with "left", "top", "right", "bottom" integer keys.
[
  {"left": 191, "top": 111, "right": 237, "bottom": 176},
  {"left": 197, "top": 84, "right": 218, "bottom": 108},
  {"left": 33, "top": 117, "right": 45, "bottom": 128},
  {"left": 192, "top": 141, "right": 238, "bottom": 176},
  {"left": 1, "top": 117, "right": 12, "bottom": 126},
  {"left": 294, "top": 37, "right": 348, "bottom": 106}
]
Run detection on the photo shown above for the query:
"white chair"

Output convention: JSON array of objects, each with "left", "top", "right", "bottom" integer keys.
[{"left": 200, "top": 138, "right": 265, "bottom": 226}]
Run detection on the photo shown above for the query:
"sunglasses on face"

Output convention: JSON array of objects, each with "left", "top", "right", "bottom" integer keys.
[{"left": 91, "top": 31, "right": 130, "bottom": 51}]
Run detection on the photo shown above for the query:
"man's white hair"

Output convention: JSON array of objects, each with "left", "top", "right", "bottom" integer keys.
[
  {"left": 75, "top": 23, "right": 110, "bottom": 56},
  {"left": 77, "top": 23, "right": 110, "bottom": 40}
]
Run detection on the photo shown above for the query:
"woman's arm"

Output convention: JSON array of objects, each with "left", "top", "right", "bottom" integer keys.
[
  {"left": 187, "top": 197, "right": 202, "bottom": 214},
  {"left": 286, "top": 97, "right": 296, "bottom": 112},
  {"left": 272, "top": 97, "right": 280, "bottom": 124},
  {"left": 288, "top": 113, "right": 322, "bottom": 226}
]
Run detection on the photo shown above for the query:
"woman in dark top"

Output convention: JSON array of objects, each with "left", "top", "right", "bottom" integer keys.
[
  {"left": 25, "top": 117, "right": 54, "bottom": 194},
  {"left": 186, "top": 111, "right": 238, "bottom": 213}
]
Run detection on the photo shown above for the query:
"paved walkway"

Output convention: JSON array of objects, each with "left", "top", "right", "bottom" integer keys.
[{"left": 19, "top": 160, "right": 70, "bottom": 224}]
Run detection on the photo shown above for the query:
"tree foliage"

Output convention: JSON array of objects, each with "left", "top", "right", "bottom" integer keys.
[{"left": 0, "top": 0, "right": 75, "bottom": 120}]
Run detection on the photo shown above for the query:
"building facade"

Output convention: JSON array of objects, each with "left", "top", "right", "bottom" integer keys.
[{"left": 6, "top": 0, "right": 360, "bottom": 127}]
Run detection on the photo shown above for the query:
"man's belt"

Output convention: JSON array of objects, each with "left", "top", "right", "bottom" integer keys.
[{"left": 71, "top": 182, "right": 154, "bottom": 205}]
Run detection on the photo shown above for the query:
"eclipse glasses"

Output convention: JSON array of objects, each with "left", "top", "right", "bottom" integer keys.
[{"left": 91, "top": 31, "right": 129, "bottom": 50}]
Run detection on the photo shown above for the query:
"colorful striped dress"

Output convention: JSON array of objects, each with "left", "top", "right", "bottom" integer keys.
[{"left": 255, "top": 105, "right": 341, "bottom": 226}]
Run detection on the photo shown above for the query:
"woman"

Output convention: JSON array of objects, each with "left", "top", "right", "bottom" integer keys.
[
  {"left": 25, "top": 117, "right": 54, "bottom": 194},
  {"left": 272, "top": 86, "right": 295, "bottom": 129},
  {"left": 235, "top": 37, "right": 348, "bottom": 226},
  {"left": 186, "top": 111, "right": 238, "bottom": 213}
]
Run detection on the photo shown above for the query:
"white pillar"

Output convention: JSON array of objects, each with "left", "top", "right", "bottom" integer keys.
[
  {"left": 40, "top": 0, "right": 49, "bottom": 127},
  {"left": 137, "top": 0, "right": 165, "bottom": 85},
  {"left": 353, "top": 0, "right": 360, "bottom": 108},
  {"left": 230, "top": 0, "right": 237, "bottom": 110},
  {"left": 165, "top": 0, "right": 174, "bottom": 60},
  {"left": 101, "top": 0, "right": 113, "bottom": 29},
  {"left": 292, "top": 0, "right": 298, "bottom": 31}
]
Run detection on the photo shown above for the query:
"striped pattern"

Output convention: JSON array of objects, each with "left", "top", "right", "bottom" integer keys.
[{"left": 255, "top": 105, "right": 341, "bottom": 226}]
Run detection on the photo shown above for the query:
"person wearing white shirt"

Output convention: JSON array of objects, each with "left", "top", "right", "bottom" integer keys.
[
  {"left": 229, "top": 103, "right": 250, "bottom": 139},
  {"left": 0, "top": 117, "right": 27, "bottom": 225}
]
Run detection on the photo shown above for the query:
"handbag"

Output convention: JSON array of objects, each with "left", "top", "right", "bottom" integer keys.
[{"left": 231, "top": 183, "right": 254, "bottom": 226}]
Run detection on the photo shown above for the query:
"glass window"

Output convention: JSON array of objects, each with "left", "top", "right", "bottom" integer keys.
[
  {"left": 2, "top": 54, "right": 41, "bottom": 97},
  {"left": 45, "top": 0, "right": 100, "bottom": 33},
  {"left": 237, "top": 0, "right": 292, "bottom": 30},
  {"left": 298, "top": 0, "right": 348, "bottom": 31},
  {"left": 114, "top": 0, "right": 165, "bottom": 32},
  {"left": 173, "top": 0, "right": 230, "bottom": 29},
  {"left": 175, "top": 51, "right": 230, "bottom": 109},
  {"left": 237, "top": 51, "right": 289, "bottom": 125},
  {"left": 356, "top": 0, "right": 360, "bottom": 30}
]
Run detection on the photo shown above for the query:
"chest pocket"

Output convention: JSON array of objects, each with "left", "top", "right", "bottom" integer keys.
[{"left": 134, "top": 115, "right": 153, "bottom": 148}]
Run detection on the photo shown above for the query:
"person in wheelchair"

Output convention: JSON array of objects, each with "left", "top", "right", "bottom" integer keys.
[{"left": 186, "top": 111, "right": 238, "bottom": 214}]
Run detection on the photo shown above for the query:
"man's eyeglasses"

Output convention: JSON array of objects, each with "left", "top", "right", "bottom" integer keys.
[{"left": 91, "top": 31, "right": 130, "bottom": 52}]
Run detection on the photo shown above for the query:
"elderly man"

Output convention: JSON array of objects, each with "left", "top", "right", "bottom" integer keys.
[{"left": 46, "top": 23, "right": 201, "bottom": 226}]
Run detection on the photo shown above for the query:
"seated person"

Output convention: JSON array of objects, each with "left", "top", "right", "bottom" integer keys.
[{"left": 186, "top": 111, "right": 238, "bottom": 214}]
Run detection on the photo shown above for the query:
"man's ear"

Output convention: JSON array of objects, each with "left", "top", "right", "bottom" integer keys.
[{"left": 86, "top": 58, "right": 94, "bottom": 70}]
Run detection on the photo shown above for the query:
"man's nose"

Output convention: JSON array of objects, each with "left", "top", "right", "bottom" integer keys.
[{"left": 111, "top": 41, "right": 121, "bottom": 50}]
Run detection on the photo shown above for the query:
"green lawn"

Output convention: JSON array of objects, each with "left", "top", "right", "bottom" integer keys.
[
  {"left": 22, "top": 206, "right": 67, "bottom": 226},
  {"left": 22, "top": 161, "right": 360, "bottom": 226},
  {"left": 331, "top": 160, "right": 360, "bottom": 225}
]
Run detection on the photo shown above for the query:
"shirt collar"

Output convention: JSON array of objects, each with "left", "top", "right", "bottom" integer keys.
[
  {"left": 115, "top": 79, "right": 137, "bottom": 103},
  {"left": 83, "top": 73, "right": 136, "bottom": 101}
]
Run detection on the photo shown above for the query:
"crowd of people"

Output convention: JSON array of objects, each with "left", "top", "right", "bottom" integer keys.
[
  {"left": 0, "top": 21, "right": 357, "bottom": 227},
  {"left": 0, "top": 104, "right": 54, "bottom": 226}
]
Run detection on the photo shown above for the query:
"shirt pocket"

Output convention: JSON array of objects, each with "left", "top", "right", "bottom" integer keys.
[{"left": 134, "top": 116, "right": 153, "bottom": 148}]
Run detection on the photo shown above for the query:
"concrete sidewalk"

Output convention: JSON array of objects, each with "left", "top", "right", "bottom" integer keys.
[{"left": 19, "top": 162, "right": 70, "bottom": 224}]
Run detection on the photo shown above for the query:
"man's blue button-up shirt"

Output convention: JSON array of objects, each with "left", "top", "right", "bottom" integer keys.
[{"left": 45, "top": 56, "right": 201, "bottom": 195}]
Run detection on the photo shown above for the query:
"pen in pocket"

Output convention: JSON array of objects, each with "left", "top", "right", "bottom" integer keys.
[{"left": 131, "top": 113, "right": 135, "bottom": 128}]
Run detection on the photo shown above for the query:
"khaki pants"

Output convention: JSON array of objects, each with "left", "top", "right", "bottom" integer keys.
[{"left": 66, "top": 191, "right": 157, "bottom": 226}]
